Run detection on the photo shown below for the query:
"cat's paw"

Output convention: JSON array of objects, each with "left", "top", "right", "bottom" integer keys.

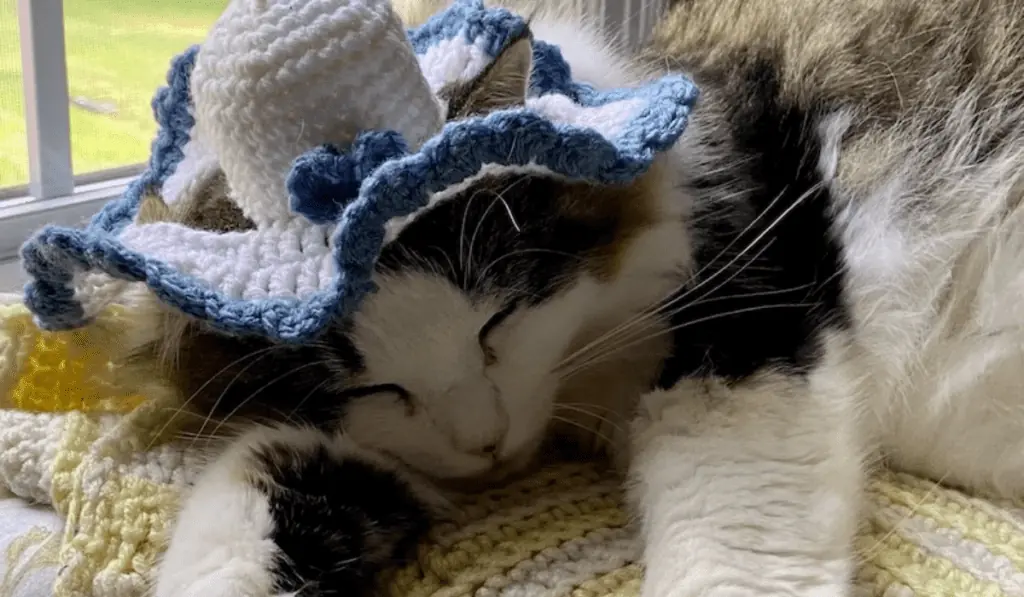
[
  {"left": 152, "top": 475, "right": 287, "bottom": 597},
  {"left": 153, "top": 561, "right": 289, "bottom": 597},
  {"left": 631, "top": 377, "right": 858, "bottom": 597},
  {"left": 641, "top": 581, "right": 852, "bottom": 597},
  {"left": 154, "top": 426, "right": 435, "bottom": 597}
]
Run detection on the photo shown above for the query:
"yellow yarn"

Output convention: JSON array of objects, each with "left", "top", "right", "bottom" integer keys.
[
  {"left": 52, "top": 408, "right": 181, "bottom": 596},
  {"left": 0, "top": 296, "right": 1020, "bottom": 597},
  {"left": 574, "top": 565, "right": 643, "bottom": 597},
  {"left": 0, "top": 302, "right": 145, "bottom": 414},
  {"left": 391, "top": 467, "right": 1024, "bottom": 597}
]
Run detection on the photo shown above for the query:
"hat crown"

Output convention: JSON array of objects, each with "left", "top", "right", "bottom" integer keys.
[{"left": 190, "top": 0, "right": 443, "bottom": 225}]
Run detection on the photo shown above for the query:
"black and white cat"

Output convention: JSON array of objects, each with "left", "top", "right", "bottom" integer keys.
[{"left": 149, "top": 0, "right": 1024, "bottom": 595}]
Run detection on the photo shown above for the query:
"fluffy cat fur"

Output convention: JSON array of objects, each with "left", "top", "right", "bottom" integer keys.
[{"left": 146, "top": 0, "right": 1024, "bottom": 596}]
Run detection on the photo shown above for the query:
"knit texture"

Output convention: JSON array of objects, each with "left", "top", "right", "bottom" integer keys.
[
  {"left": 19, "top": 0, "right": 699, "bottom": 342},
  {"left": 0, "top": 295, "right": 1021, "bottom": 596}
]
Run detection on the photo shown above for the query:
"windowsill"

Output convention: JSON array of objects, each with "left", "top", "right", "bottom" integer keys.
[
  {"left": 0, "top": 173, "right": 135, "bottom": 263},
  {"left": 0, "top": 259, "right": 27, "bottom": 292}
]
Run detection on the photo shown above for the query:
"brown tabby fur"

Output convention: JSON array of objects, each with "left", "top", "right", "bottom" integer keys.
[{"left": 650, "top": 0, "right": 1024, "bottom": 194}]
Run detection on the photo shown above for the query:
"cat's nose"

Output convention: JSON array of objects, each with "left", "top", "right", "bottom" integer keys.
[
  {"left": 443, "top": 380, "right": 509, "bottom": 457},
  {"left": 475, "top": 443, "right": 500, "bottom": 459},
  {"left": 459, "top": 425, "right": 507, "bottom": 460}
]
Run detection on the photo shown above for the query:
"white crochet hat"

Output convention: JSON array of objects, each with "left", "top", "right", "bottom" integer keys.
[
  {"left": 193, "top": 0, "right": 442, "bottom": 226},
  {"left": 21, "top": 0, "right": 699, "bottom": 341}
]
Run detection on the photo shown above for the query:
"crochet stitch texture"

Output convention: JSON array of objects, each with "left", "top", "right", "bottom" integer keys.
[{"left": 19, "top": 0, "right": 699, "bottom": 342}]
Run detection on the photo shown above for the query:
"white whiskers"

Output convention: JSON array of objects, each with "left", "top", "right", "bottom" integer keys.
[
  {"left": 146, "top": 344, "right": 296, "bottom": 450},
  {"left": 556, "top": 183, "right": 823, "bottom": 375},
  {"left": 202, "top": 360, "right": 333, "bottom": 445}
]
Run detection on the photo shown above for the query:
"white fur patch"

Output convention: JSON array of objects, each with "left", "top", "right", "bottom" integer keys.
[
  {"left": 816, "top": 111, "right": 852, "bottom": 182},
  {"left": 630, "top": 367, "right": 861, "bottom": 597},
  {"left": 153, "top": 429, "right": 283, "bottom": 597}
]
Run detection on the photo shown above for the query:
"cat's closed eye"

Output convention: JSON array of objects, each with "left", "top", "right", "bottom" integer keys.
[
  {"left": 478, "top": 301, "right": 518, "bottom": 365},
  {"left": 341, "top": 383, "right": 415, "bottom": 416}
]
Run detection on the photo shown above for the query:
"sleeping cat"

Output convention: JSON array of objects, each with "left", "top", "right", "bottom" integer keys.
[{"left": 148, "top": 0, "right": 1024, "bottom": 595}]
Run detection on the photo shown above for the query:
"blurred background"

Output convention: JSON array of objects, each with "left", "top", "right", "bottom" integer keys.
[{"left": 0, "top": 0, "right": 228, "bottom": 189}]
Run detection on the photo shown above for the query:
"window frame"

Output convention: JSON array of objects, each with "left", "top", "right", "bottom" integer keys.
[{"left": 16, "top": 0, "right": 73, "bottom": 201}]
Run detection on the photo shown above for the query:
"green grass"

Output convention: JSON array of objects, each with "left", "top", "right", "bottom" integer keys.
[{"left": 0, "top": 0, "right": 226, "bottom": 188}]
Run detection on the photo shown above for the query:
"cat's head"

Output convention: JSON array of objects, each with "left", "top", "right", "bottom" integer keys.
[
  {"left": 328, "top": 33, "right": 690, "bottom": 480},
  {"left": 154, "top": 30, "right": 691, "bottom": 482}
]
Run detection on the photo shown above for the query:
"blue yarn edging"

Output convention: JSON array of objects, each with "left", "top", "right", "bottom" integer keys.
[
  {"left": 91, "top": 45, "right": 199, "bottom": 235},
  {"left": 408, "top": 0, "right": 526, "bottom": 57},
  {"left": 20, "top": 0, "right": 699, "bottom": 341}
]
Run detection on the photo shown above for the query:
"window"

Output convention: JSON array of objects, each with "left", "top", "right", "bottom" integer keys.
[
  {"left": 64, "top": 0, "right": 227, "bottom": 179},
  {"left": 0, "top": 0, "right": 26, "bottom": 189},
  {"left": 586, "top": 0, "right": 666, "bottom": 49},
  {"left": 0, "top": 0, "right": 663, "bottom": 262},
  {"left": 0, "top": 0, "right": 226, "bottom": 260},
  {"left": 2, "top": 0, "right": 226, "bottom": 195}
]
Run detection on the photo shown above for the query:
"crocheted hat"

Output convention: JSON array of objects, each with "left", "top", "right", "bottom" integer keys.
[{"left": 20, "top": 0, "right": 699, "bottom": 342}]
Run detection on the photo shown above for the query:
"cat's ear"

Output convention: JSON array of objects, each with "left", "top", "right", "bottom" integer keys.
[
  {"left": 135, "top": 194, "right": 173, "bottom": 224},
  {"left": 446, "top": 33, "right": 533, "bottom": 118}
]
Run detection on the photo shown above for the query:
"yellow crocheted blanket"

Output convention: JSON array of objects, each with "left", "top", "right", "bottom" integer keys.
[{"left": 0, "top": 294, "right": 1022, "bottom": 597}]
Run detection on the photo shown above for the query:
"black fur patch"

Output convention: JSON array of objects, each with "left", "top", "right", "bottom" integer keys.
[
  {"left": 657, "top": 56, "right": 850, "bottom": 386},
  {"left": 255, "top": 441, "right": 431, "bottom": 597},
  {"left": 378, "top": 173, "right": 617, "bottom": 305},
  {"left": 170, "top": 324, "right": 364, "bottom": 429}
]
